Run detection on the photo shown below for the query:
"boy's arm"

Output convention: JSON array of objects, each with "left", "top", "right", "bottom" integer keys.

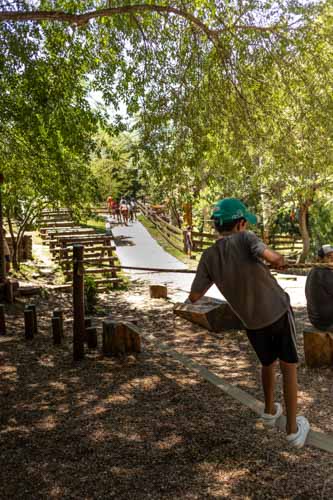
[
  {"left": 261, "top": 247, "right": 285, "bottom": 269},
  {"left": 188, "top": 287, "right": 210, "bottom": 303},
  {"left": 186, "top": 253, "right": 213, "bottom": 303},
  {"left": 245, "top": 232, "right": 285, "bottom": 269}
]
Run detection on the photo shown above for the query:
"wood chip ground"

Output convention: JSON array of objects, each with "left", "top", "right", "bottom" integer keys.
[{"left": 0, "top": 283, "right": 333, "bottom": 499}]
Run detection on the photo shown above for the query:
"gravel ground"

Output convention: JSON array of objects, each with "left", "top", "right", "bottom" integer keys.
[{"left": 1, "top": 284, "right": 333, "bottom": 499}]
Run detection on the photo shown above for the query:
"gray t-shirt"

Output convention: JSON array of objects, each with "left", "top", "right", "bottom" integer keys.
[
  {"left": 191, "top": 231, "right": 290, "bottom": 329},
  {"left": 305, "top": 268, "right": 333, "bottom": 330}
]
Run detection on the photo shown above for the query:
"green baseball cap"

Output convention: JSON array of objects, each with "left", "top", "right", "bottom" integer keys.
[{"left": 211, "top": 198, "right": 257, "bottom": 225}]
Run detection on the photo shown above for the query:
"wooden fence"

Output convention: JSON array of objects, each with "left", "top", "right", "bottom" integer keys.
[
  {"left": 137, "top": 201, "right": 303, "bottom": 257},
  {"left": 137, "top": 201, "right": 185, "bottom": 252},
  {"left": 37, "top": 209, "right": 122, "bottom": 290}
]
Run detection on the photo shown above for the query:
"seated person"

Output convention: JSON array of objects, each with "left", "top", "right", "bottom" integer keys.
[{"left": 305, "top": 244, "right": 333, "bottom": 330}]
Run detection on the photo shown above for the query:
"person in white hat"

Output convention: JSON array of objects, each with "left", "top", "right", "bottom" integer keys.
[{"left": 305, "top": 244, "right": 333, "bottom": 331}]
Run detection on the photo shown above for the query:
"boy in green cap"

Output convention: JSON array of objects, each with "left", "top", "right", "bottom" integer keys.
[{"left": 188, "top": 198, "right": 310, "bottom": 448}]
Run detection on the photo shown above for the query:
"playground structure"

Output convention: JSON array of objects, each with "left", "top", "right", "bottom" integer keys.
[
  {"left": 3, "top": 206, "right": 329, "bottom": 369},
  {"left": 38, "top": 208, "right": 122, "bottom": 291},
  {"left": 0, "top": 208, "right": 332, "bottom": 457}
]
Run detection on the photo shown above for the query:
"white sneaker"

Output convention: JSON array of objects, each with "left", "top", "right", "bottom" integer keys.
[
  {"left": 261, "top": 402, "right": 283, "bottom": 427},
  {"left": 286, "top": 416, "right": 310, "bottom": 448}
]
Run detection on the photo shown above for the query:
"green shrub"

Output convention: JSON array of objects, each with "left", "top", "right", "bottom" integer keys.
[{"left": 84, "top": 275, "right": 98, "bottom": 314}]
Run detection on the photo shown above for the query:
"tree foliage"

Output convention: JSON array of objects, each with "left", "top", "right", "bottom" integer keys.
[
  {"left": 1, "top": 0, "right": 332, "bottom": 261},
  {"left": 91, "top": 129, "right": 142, "bottom": 201}
]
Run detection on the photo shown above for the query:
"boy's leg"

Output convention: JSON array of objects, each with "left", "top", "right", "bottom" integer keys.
[
  {"left": 262, "top": 362, "right": 276, "bottom": 415},
  {"left": 280, "top": 361, "right": 298, "bottom": 435}
]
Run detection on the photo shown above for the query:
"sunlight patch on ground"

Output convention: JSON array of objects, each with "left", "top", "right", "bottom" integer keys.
[
  {"left": 0, "top": 364, "right": 17, "bottom": 382},
  {"left": 36, "top": 415, "right": 58, "bottom": 431},
  {"left": 156, "top": 434, "right": 183, "bottom": 450}
]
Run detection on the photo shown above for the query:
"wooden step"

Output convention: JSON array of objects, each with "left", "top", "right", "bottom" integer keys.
[
  {"left": 42, "top": 229, "right": 96, "bottom": 239},
  {"left": 60, "top": 256, "right": 118, "bottom": 264},
  {"left": 64, "top": 267, "right": 118, "bottom": 275},
  {"left": 51, "top": 244, "right": 116, "bottom": 254}
]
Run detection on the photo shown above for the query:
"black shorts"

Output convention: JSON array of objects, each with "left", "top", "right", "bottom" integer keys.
[{"left": 246, "top": 309, "right": 298, "bottom": 366}]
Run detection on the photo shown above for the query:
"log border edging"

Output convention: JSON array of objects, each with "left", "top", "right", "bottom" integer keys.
[{"left": 143, "top": 332, "right": 333, "bottom": 454}]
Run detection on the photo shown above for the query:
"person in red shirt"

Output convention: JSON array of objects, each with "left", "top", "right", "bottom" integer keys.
[{"left": 107, "top": 196, "right": 113, "bottom": 214}]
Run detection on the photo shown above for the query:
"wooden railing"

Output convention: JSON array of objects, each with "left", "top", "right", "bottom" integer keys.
[
  {"left": 137, "top": 201, "right": 184, "bottom": 252},
  {"left": 137, "top": 201, "right": 303, "bottom": 257}
]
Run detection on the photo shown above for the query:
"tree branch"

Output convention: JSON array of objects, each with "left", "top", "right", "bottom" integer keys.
[{"left": 0, "top": 4, "right": 286, "bottom": 42}]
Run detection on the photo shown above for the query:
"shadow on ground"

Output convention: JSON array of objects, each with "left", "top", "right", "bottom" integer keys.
[{"left": 0, "top": 291, "right": 332, "bottom": 499}]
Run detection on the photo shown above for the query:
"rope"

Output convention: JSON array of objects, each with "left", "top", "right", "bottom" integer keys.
[{"left": 75, "top": 262, "right": 333, "bottom": 273}]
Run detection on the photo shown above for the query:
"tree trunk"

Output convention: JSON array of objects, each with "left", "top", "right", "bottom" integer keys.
[
  {"left": 183, "top": 203, "right": 192, "bottom": 227},
  {"left": 0, "top": 182, "right": 6, "bottom": 281},
  {"left": 260, "top": 187, "right": 272, "bottom": 244},
  {"left": 169, "top": 199, "right": 181, "bottom": 228},
  {"left": 298, "top": 202, "right": 311, "bottom": 263},
  {"left": 7, "top": 216, "right": 19, "bottom": 271}
]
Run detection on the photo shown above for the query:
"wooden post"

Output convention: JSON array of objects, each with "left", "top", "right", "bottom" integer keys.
[
  {"left": 73, "top": 244, "right": 85, "bottom": 361},
  {"left": 102, "top": 320, "right": 126, "bottom": 356},
  {"left": 24, "top": 308, "right": 34, "bottom": 340},
  {"left": 84, "top": 317, "right": 92, "bottom": 342},
  {"left": 27, "top": 304, "right": 38, "bottom": 335},
  {"left": 85, "top": 317, "right": 92, "bottom": 328},
  {"left": 53, "top": 309, "right": 64, "bottom": 338},
  {"left": 0, "top": 174, "right": 6, "bottom": 282},
  {"left": 106, "top": 239, "right": 116, "bottom": 278},
  {"left": 0, "top": 304, "right": 6, "bottom": 335},
  {"left": 4, "top": 280, "right": 14, "bottom": 304},
  {"left": 52, "top": 316, "right": 62, "bottom": 345},
  {"left": 86, "top": 326, "right": 98, "bottom": 349},
  {"left": 63, "top": 244, "right": 70, "bottom": 281}
]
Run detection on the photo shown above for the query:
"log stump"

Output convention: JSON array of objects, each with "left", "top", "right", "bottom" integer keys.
[
  {"left": 52, "top": 316, "right": 62, "bottom": 345},
  {"left": 0, "top": 304, "right": 6, "bottom": 335},
  {"left": 27, "top": 304, "right": 38, "bottom": 336},
  {"left": 149, "top": 285, "right": 167, "bottom": 299},
  {"left": 84, "top": 317, "right": 92, "bottom": 343},
  {"left": 173, "top": 297, "right": 243, "bottom": 332},
  {"left": 4, "top": 280, "right": 14, "bottom": 304},
  {"left": 24, "top": 308, "right": 34, "bottom": 340},
  {"left": 102, "top": 320, "right": 141, "bottom": 356},
  {"left": 303, "top": 326, "right": 333, "bottom": 368},
  {"left": 53, "top": 309, "right": 64, "bottom": 338},
  {"left": 86, "top": 326, "right": 98, "bottom": 349},
  {"left": 102, "top": 320, "right": 126, "bottom": 356}
]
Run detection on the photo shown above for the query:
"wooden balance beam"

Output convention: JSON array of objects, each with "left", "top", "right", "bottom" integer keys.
[{"left": 174, "top": 297, "right": 243, "bottom": 332}]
